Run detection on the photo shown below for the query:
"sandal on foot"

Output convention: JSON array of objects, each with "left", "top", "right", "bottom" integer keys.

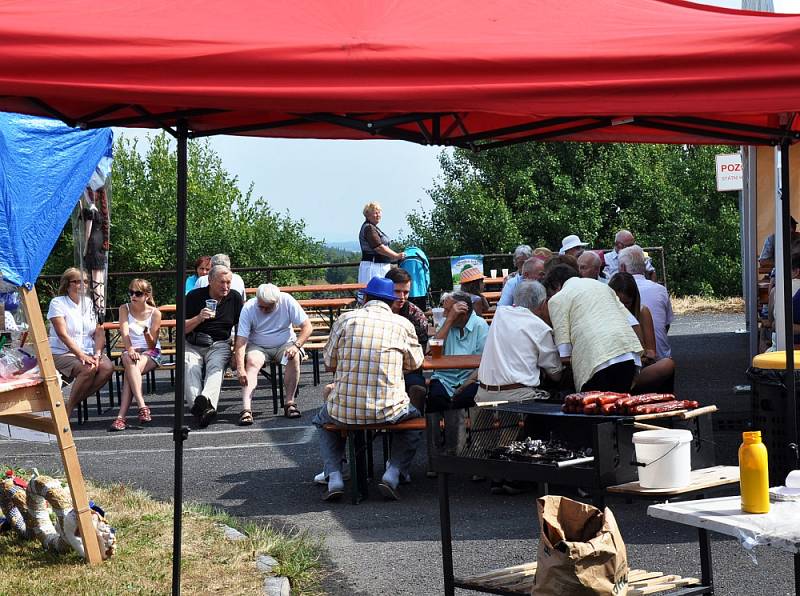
[
  {"left": 138, "top": 406, "right": 152, "bottom": 424},
  {"left": 283, "top": 403, "right": 302, "bottom": 419},
  {"left": 238, "top": 409, "right": 254, "bottom": 426},
  {"left": 108, "top": 417, "right": 127, "bottom": 432}
]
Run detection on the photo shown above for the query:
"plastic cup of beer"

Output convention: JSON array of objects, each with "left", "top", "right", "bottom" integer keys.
[
  {"left": 429, "top": 338, "right": 444, "bottom": 359},
  {"left": 205, "top": 299, "right": 218, "bottom": 318},
  {"left": 490, "top": 269, "right": 497, "bottom": 279},
  {"left": 431, "top": 307, "right": 445, "bottom": 329},
  {"left": 502, "top": 268, "right": 509, "bottom": 278}
]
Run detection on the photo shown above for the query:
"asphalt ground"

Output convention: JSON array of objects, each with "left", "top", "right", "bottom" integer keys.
[{"left": 1, "top": 312, "right": 797, "bottom": 595}]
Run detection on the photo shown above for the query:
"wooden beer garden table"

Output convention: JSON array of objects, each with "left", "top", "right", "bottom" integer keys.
[
  {"left": 422, "top": 354, "right": 481, "bottom": 370},
  {"left": 246, "top": 283, "right": 365, "bottom": 297},
  {"left": 297, "top": 297, "right": 355, "bottom": 327},
  {"left": 483, "top": 277, "right": 505, "bottom": 288}
]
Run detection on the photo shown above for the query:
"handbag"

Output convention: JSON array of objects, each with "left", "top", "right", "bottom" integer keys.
[{"left": 186, "top": 331, "right": 214, "bottom": 347}]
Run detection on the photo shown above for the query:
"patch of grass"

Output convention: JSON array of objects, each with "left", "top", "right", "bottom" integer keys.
[
  {"left": 0, "top": 477, "right": 324, "bottom": 595},
  {"left": 671, "top": 295, "right": 744, "bottom": 316}
]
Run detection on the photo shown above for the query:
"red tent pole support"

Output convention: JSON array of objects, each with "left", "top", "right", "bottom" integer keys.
[
  {"left": 172, "top": 119, "right": 189, "bottom": 596},
  {"left": 779, "top": 139, "right": 799, "bottom": 469}
]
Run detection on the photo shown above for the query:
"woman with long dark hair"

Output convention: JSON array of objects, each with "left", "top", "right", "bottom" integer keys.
[{"left": 608, "top": 272, "right": 675, "bottom": 394}]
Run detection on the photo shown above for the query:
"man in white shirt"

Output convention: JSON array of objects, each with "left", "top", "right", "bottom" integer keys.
[
  {"left": 194, "top": 253, "right": 246, "bottom": 298},
  {"left": 618, "top": 245, "right": 673, "bottom": 359},
  {"left": 476, "top": 281, "right": 562, "bottom": 404},
  {"left": 604, "top": 229, "right": 656, "bottom": 280},
  {"left": 234, "top": 283, "right": 313, "bottom": 423}
]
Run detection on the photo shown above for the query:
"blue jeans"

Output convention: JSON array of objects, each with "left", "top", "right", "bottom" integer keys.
[{"left": 312, "top": 404, "right": 422, "bottom": 477}]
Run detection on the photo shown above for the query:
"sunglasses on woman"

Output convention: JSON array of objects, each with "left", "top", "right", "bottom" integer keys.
[
  {"left": 69, "top": 279, "right": 89, "bottom": 285},
  {"left": 128, "top": 289, "right": 146, "bottom": 297}
]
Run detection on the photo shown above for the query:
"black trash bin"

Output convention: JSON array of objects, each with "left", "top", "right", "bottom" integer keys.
[{"left": 747, "top": 351, "right": 800, "bottom": 485}]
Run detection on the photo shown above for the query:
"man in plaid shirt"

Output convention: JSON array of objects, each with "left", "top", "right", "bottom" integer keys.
[{"left": 313, "top": 276, "right": 424, "bottom": 502}]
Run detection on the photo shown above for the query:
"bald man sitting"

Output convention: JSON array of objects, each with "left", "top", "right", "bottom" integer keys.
[
  {"left": 577, "top": 251, "right": 605, "bottom": 282},
  {"left": 604, "top": 229, "right": 656, "bottom": 280}
]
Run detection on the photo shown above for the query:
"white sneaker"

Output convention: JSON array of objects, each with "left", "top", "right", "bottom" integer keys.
[{"left": 314, "top": 470, "right": 350, "bottom": 485}]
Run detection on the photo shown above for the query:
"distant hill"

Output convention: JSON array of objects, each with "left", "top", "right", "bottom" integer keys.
[{"left": 325, "top": 240, "right": 361, "bottom": 252}]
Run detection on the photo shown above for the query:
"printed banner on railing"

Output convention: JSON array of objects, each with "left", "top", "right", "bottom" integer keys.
[{"left": 450, "top": 255, "right": 484, "bottom": 289}]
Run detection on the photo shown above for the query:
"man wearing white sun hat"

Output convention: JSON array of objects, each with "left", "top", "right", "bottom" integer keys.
[{"left": 558, "top": 234, "right": 589, "bottom": 258}]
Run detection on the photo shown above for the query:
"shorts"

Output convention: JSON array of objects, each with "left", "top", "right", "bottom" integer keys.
[
  {"left": 246, "top": 341, "right": 295, "bottom": 365},
  {"left": 52, "top": 351, "right": 111, "bottom": 381}
]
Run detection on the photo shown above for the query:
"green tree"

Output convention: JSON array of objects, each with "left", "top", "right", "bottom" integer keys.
[
  {"left": 406, "top": 142, "right": 741, "bottom": 296},
  {"left": 42, "top": 132, "right": 324, "bottom": 305}
]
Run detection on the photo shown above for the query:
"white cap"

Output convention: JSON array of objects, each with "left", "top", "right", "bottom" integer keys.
[
  {"left": 559, "top": 234, "right": 589, "bottom": 254},
  {"left": 256, "top": 283, "right": 280, "bottom": 303}
]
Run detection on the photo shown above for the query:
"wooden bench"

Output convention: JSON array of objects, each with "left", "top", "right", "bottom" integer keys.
[
  {"left": 457, "top": 562, "right": 699, "bottom": 595},
  {"left": 322, "top": 417, "right": 427, "bottom": 504}
]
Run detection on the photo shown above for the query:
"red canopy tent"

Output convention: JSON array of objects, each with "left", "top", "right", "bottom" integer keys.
[
  {"left": 2, "top": 0, "right": 800, "bottom": 592},
  {"left": 1, "top": 0, "right": 800, "bottom": 146}
]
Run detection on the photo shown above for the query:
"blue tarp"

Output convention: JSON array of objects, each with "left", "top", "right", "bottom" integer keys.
[{"left": 0, "top": 112, "right": 112, "bottom": 287}]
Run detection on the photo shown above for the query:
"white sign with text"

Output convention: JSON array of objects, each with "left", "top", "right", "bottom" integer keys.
[{"left": 715, "top": 153, "right": 743, "bottom": 192}]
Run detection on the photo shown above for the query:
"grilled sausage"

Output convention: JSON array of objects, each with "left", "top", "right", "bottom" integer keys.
[
  {"left": 583, "top": 403, "right": 600, "bottom": 415},
  {"left": 600, "top": 402, "right": 618, "bottom": 415},
  {"left": 630, "top": 400, "right": 699, "bottom": 415}
]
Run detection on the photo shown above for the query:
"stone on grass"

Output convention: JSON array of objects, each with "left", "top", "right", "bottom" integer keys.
[
  {"left": 221, "top": 524, "right": 247, "bottom": 541},
  {"left": 263, "top": 575, "right": 290, "bottom": 596},
  {"left": 256, "top": 554, "right": 279, "bottom": 573}
]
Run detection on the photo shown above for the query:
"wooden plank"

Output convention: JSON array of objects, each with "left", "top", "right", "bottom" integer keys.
[
  {"left": 19, "top": 288, "right": 103, "bottom": 564},
  {"left": 0, "top": 413, "right": 56, "bottom": 434},
  {"left": 608, "top": 465, "right": 739, "bottom": 496},
  {"left": 461, "top": 562, "right": 538, "bottom": 582},
  {"left": 679, "top": 405, "right": 717, "bottom": 419},
  {"left": 422, "top": 354, "right": 481, "bottom": 370}
]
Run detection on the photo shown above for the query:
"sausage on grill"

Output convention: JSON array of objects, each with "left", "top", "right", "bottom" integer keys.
[{"left": 630, "top": 400, "right": 699, "bottom": 415}]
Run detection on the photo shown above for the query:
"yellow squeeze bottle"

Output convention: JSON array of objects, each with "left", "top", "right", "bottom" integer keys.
[{"left": 738, "top": 431, "right": 770, "bottom": 514}]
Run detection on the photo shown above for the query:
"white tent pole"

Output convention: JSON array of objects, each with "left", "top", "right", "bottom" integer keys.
[{"left": 742, "top": 146, "right": 758, "bottom": 359}]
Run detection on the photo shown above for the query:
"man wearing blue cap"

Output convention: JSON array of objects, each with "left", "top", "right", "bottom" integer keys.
[{"left": 313, "top": 276, "right": 424, "bottom": 501}]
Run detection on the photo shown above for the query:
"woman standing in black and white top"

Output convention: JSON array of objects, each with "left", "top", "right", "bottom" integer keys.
[{"left": 357, "top": 202, "right": 405, "bottom": 283}]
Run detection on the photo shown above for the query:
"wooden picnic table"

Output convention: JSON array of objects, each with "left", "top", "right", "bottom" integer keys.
[
  {"left": 297, "top": 297, "right": 355, "bottom": 326},
  {"left": 483, "top": 291, "right": 501, "bottom": 302},
  {"left": 102, "top": 319, "right": 177, "bottom": 331},
  {"left": 422, "top": 354, "right": 481, "bottom": 370},
  {"left": 483, "top": 277, "right": 505, "bottom": 287},
  {"left": 245, "top": 283, "right": 365, "bottom": 296}
]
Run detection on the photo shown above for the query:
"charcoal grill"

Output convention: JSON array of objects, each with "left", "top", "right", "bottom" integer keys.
[{"left": 428, "top": 400, "right": 716, "bottom": 596}]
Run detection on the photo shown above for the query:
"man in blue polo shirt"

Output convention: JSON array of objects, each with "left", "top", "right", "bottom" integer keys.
[{"left": 428, "top": 290, "right": 489, "bottom": 412}]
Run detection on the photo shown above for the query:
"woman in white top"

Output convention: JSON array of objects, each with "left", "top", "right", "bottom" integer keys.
[
  {"left": 109, "top": 278, "right": 163, "bottom": 431},
  {"left": 47, "top": 268, "right": 113, "bottom": 417}
]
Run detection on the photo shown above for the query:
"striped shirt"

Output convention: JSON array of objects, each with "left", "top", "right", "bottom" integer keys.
[{"left": 323, "top": 300, "right": 424, "bottom": 424}]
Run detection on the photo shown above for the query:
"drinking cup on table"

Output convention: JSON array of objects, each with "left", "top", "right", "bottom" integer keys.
[
  {"left": 429, "top": 338, "right": 444, "bottom": 359},
  {"left": 490, "top": 269, "right": 497, "bottom": 279},
  {"left": 502, "top": 268, "right": 509, "bottom": 278},
  {"left": 205, "top": 299, "right": 218, "bottom": 318}
]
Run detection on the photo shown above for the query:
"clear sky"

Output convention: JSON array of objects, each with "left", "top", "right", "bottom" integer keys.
[{"left": 116, "top": 0, "right": 799, "bottom": 246}]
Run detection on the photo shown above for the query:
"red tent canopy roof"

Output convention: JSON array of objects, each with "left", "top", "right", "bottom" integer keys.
[{"left": 1, "top": 0, "right": 799, "bottom": 146}]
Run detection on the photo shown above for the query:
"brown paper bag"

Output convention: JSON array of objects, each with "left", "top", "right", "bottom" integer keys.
[{"left": 532, "top": 496, "right": 628, "bottom": 596}]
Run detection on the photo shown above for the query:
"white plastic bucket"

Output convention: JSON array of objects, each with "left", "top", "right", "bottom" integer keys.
[{"left": 632, "top": 429, "right": 693, "bottom": 488}]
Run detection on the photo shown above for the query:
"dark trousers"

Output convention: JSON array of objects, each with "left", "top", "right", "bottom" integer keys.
[
  {"left": 428, "top": 378, "right": 478, "bottom": 413},
  {"left": 581, "top": 360, "right": 636, "bottom": 393}
]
